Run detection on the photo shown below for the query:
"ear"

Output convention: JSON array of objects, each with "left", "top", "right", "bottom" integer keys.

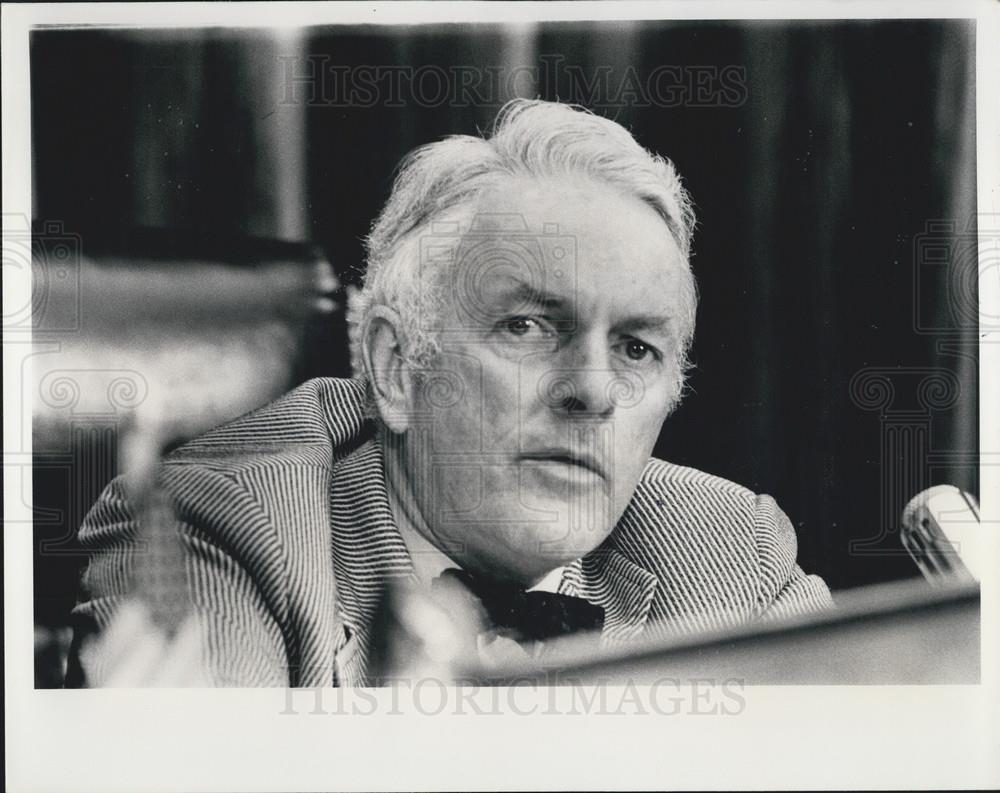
[{"left": 361, "top": 306, "right": 415, "bottom": 434}]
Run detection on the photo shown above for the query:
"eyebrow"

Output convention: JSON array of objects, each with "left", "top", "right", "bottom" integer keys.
[
  {"left": 614, "top": 314, "right": 674, "bottom": 335},
  {"left": 493, "top": 279, "right": 570, "bottom": 312},
  {"left": 490, "top": 278, "right": 675, "bottom": 336}
]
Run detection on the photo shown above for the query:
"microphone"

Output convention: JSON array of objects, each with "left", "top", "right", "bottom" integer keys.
[{"left": 901, "top": 485, "right": 982, "bottom": 585}]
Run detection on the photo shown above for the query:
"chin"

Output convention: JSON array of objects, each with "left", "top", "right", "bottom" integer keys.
[
  {"left": 471, "top": 517, "right": 613, "bottom": 583},
  {"left": 528, "top": 491, "right": 618, "bottom": 554}
]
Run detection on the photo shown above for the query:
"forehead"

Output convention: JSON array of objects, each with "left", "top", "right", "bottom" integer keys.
[{"left": 451, "top": 176, "right": 688, "bottom": 322}]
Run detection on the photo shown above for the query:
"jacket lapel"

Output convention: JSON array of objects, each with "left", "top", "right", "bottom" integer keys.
[
  {"left": 328, "top": 438, "right": 413, "bottom": 685},
  {"left": 562, "top": 549, "right": 658, "bottom": 644}
]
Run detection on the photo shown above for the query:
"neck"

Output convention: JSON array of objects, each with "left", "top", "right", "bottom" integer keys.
[{"left": 380, "top": 428, "right": 439, "bottom": 554}]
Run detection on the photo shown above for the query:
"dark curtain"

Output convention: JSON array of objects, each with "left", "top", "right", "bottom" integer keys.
[
  {"left": 31, "top": 19, "right": 977, "bottom": 633},
  {"left": 301, "top": 20, "right": 978, "bottom": 590}
]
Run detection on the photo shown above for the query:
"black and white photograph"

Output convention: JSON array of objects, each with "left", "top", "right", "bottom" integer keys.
[{"left": 5, "top": 1, "right": 998, "bottom": 791}]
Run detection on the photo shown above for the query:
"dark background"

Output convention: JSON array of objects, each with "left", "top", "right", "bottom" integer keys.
[{"left": 31, "top": 20, "right": 979, "bottom": 644}]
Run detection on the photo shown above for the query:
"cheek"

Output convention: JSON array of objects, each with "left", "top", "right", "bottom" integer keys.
[
  {"left": 421, "top": 350, "right": 523, "bottom": 451},
  {"left": 611, "top": 394, "right": 671, "bottom": 466}
]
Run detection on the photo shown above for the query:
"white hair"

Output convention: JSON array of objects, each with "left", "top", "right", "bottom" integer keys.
[{"left": 350, "top": 99, "right": 698, "bottom": 393}]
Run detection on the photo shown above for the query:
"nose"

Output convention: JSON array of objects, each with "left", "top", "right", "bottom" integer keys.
[{"left": 541, "top": 339, "right": 617, "bottom": 418}]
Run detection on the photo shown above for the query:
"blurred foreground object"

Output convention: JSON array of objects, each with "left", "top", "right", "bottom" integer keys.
[
  {"left": 76, "top": 418, "right": 210, "bottom": 687},
  {"left": 475, "top": 577, "right": 980, "bottom": 686},
  {"left": 32, "top": 225, "right": 339, "bottom": 448},
  {"left": 30, "top": 224, "right": 339, "bottom": 684},
  {"left": 34, "top": 626, "right": 72, "bottom": 688},
  {"left": 902, "top": 485, "right": 983, "bottom": 584},
  {"left": 367, "top": 580, "right": 484, "bottom": 683},
  {"left": 367, "top": 575, "right": 607, "bottom": 684},
  {"left": 369, "top": 576, "right": 978, "bottom": 686},
  {"left": 79, "top": 602, "right": 210, "bottom": 687}
]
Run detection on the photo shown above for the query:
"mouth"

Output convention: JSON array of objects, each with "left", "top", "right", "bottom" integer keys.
[{"left": 518, "top": 449, "right": 607, "bottom": 480}]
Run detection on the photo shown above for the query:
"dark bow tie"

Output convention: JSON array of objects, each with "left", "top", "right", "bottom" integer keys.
[{"left": 434, "top": 568, "right": 605, "bottom": 642}]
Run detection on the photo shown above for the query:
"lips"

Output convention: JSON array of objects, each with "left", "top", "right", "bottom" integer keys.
[{"left": 518, "top": 448, "right": 607, "bottom": 480}]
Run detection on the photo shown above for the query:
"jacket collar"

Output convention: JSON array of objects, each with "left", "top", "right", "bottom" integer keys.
[{"left": 327, "top": 437, "right": 659, "bottom": 679}]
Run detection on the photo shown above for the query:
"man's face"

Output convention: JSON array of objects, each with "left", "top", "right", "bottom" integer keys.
[{"left": 400, "top": 176, "right": 691, "bottom": 584}]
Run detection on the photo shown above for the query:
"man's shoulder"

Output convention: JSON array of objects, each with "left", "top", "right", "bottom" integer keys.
[
  {"left": 639, "top": 458, "right": 756, "bottom": 501},
  {"left": 633, "top": 459, "right": 796, "bottom": 548},
  {"left": 165, "top": 377, "right": 371, "bottom": 472},
  {"left": 634, "top": 459, "right": 758, "bottom": 530},
  {"left": 608, "top": 459, "right": 831, "bottom": 632},
  {"left": 621, "top": 458, "right": 763, "bottom": 557},
  {"left": 129, "top": 378, "right": 374, "bottom": 575}
]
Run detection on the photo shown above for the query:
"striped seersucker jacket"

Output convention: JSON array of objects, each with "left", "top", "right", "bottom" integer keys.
[{"left": 72, "top": 376, "right": 833, "bottom": 687}]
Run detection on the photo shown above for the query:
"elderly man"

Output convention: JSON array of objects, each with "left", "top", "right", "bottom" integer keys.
[{"left": 72, "top": 99, "right": 832, "bottom": 687}]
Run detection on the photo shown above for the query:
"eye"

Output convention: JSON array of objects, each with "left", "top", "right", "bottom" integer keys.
[
  {"left": 499, "top": 316, "right": 557, "bottom": 341},
  {"left": 617, "top": 337, "right": 662, "bottom": 366},
  {"left": 504, "top": 316, "right": 539, "bottom": 336},
  {"left": 626, "top": 340, "right": 651, "bottom": 360}
]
